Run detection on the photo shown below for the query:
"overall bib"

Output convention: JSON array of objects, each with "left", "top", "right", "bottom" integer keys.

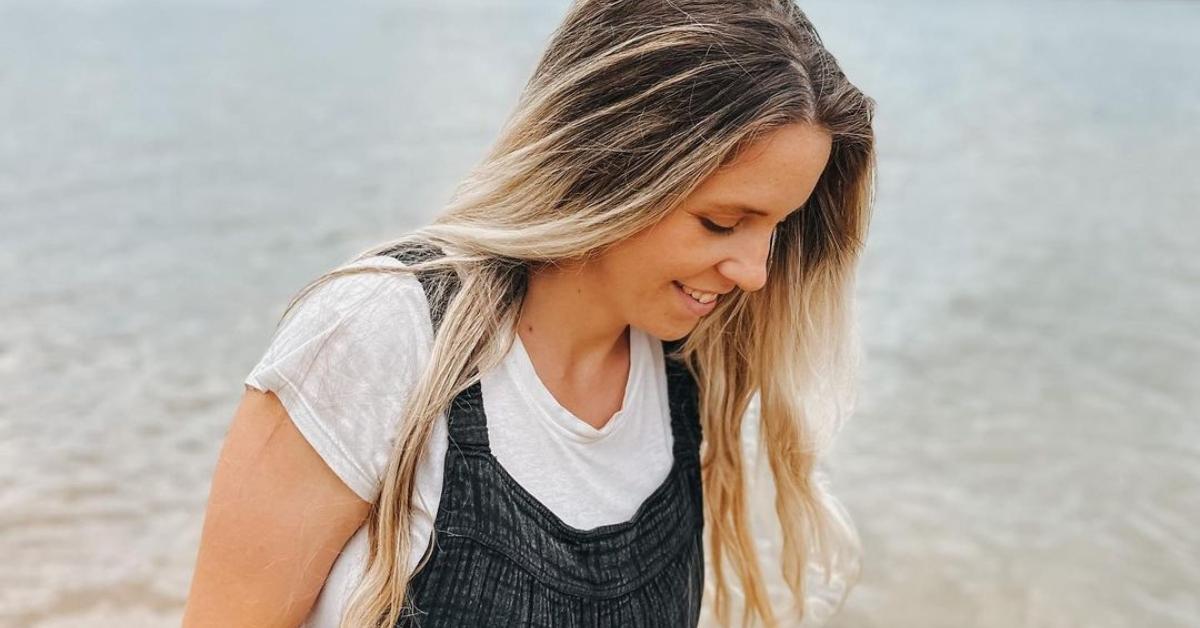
[{"left": 385, "top": 241, "right": 705, "bottom": 628}]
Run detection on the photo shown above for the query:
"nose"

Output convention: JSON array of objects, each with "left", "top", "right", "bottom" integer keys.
[{"left": 717, "top": 231, "right": 772, "bottom": 293}]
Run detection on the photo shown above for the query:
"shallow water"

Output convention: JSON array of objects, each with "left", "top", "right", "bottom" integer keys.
[{"left": 1, "top": 1, "right": 1196, "bottom": 626}]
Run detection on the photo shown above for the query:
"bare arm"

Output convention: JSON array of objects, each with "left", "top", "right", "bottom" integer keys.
[{"left": 183, "top": 388, "right": 373, "bottom": 627}]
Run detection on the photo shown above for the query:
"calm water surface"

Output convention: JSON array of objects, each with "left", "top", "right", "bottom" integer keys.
[{"left": 1, "top": 1, "right": 1196, "bottom": 626}]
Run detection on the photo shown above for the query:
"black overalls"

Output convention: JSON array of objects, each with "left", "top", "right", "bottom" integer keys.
[{"left": 384, "top": 242, "right": 705, "bottom": 628}]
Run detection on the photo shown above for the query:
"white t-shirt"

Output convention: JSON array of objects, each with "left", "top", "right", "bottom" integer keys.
[{"left": 243, "top": 255, "right": 675, "bottom": 628}]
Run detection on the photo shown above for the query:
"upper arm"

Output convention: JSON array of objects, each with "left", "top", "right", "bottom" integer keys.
[{"left": 183, "top": 387, "right": 372, "bottom": 628}]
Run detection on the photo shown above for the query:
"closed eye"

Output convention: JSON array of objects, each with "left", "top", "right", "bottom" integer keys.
[{"left": 699, "top": 217, "right": 737, "bottom": 235}]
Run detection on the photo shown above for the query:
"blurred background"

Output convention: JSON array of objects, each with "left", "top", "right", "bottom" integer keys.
[{"left": 1, "top": 0, "right": 1197, "bottom": 626}]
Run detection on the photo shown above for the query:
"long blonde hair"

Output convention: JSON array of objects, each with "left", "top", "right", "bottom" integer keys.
[{"left": 277, "top": 1, "right": 876, "bottom": 625}]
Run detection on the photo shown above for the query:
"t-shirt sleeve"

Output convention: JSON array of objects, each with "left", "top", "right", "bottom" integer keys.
[{"left": 244, "top": 256, "right": 434, "bottom": 503}]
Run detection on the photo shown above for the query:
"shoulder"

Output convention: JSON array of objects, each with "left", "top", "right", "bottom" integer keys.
[
  {"left": 290, "top": 255, "right": 428, "bottom": 323},
  {"left": 244, "top": 254, "right": 437, "bottom": 502},
  {"left": 246, "top": 252, "right": 439, "bottom": 414},
  {"left": 268, "top": 255, "right": 433, "bottom": 356},
  {"left": 249, "top": 250, "right": 436, "bottom": 364}
]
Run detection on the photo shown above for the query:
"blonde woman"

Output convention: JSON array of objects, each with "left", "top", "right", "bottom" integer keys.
[{"left": 184, "top": 1, "right": 876, "bottom": 626}]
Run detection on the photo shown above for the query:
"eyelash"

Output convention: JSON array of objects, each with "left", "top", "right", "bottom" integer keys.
[
  {"left": 700, "top": 216, "right": 787, "bottom": 240},
  {"left": 700, "top": 217, "right": 738, "bottom": 235}
]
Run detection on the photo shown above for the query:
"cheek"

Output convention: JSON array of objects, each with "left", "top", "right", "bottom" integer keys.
[
  {"left": 604, "top": 217, "right": 713, "bottom": 296},
  {"left": 639, "top": 241, "right": 696, "bottom": 290},
  {"left": 658, "top": 236, "right": 715, "bottom": 282},
  {"left": 643, "top": 222, "right": 706, "bottom": 269}
]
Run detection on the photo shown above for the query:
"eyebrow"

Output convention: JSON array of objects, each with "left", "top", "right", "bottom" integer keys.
[
  {"left": 712, "top": 201, "right": 768, "bottom": 216},
  {"left": 712, "top": 201, "right": 794, "bottom": 222}
]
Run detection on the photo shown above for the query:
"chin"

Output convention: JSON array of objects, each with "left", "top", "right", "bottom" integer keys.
[{"left": 639, "top": 319, "right": 696, "bottom": 343}]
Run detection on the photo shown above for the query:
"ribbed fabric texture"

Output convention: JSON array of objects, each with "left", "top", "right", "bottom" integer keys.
[{"left": 385, "top": 242, "right": 705, "bottom": 628}]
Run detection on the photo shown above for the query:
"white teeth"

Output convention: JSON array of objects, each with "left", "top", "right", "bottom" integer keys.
[{"left": 678, "top": 282, "right": 717, "bottom": 304}]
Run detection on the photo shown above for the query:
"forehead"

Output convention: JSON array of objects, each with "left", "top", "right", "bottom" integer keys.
[{"left": 690, "top": 122, "right": 832, "bottom": 221}]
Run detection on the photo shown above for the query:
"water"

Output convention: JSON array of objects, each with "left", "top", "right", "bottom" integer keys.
[{"left": 1, "top": 1, "right": 1196, "bottom": 626}]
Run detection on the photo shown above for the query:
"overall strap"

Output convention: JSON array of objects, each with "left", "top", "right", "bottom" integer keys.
[
  {"left": 382, "top": 241, "right": 491, "bottom": 450},
  {"left": 382, "top": 241, "right": 457, "bottom": 335}
]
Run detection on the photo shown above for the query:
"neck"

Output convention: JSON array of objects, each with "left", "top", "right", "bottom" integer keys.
[{"left": 517, "top": 264, "right": 630, "bottom": 381}]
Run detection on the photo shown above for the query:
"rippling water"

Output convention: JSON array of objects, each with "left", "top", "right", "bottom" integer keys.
[{"left": 1, "top": 1, "right": 1196, "bottom": 626}]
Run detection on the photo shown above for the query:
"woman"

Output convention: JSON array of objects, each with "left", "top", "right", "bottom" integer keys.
[{"left": 184, "top": 1, "right": 876, "bottom": 626}]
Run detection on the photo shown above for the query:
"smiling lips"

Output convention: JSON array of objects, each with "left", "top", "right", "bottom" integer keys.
[
  {"left": 677, "top": 282, "right": 719, "bottom": 304},
  {"left": 673, "top": 281, "right": 721, "bottom": 316}
]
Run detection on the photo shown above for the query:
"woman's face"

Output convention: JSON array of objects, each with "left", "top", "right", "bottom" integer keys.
[{"left": 593, "top": 121, "right": 833, "bottom": 341}]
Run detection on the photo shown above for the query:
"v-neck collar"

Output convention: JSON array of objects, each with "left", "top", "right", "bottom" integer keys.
[{"left": 508, "top": 326, "right": 645, "bottom": 443}]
